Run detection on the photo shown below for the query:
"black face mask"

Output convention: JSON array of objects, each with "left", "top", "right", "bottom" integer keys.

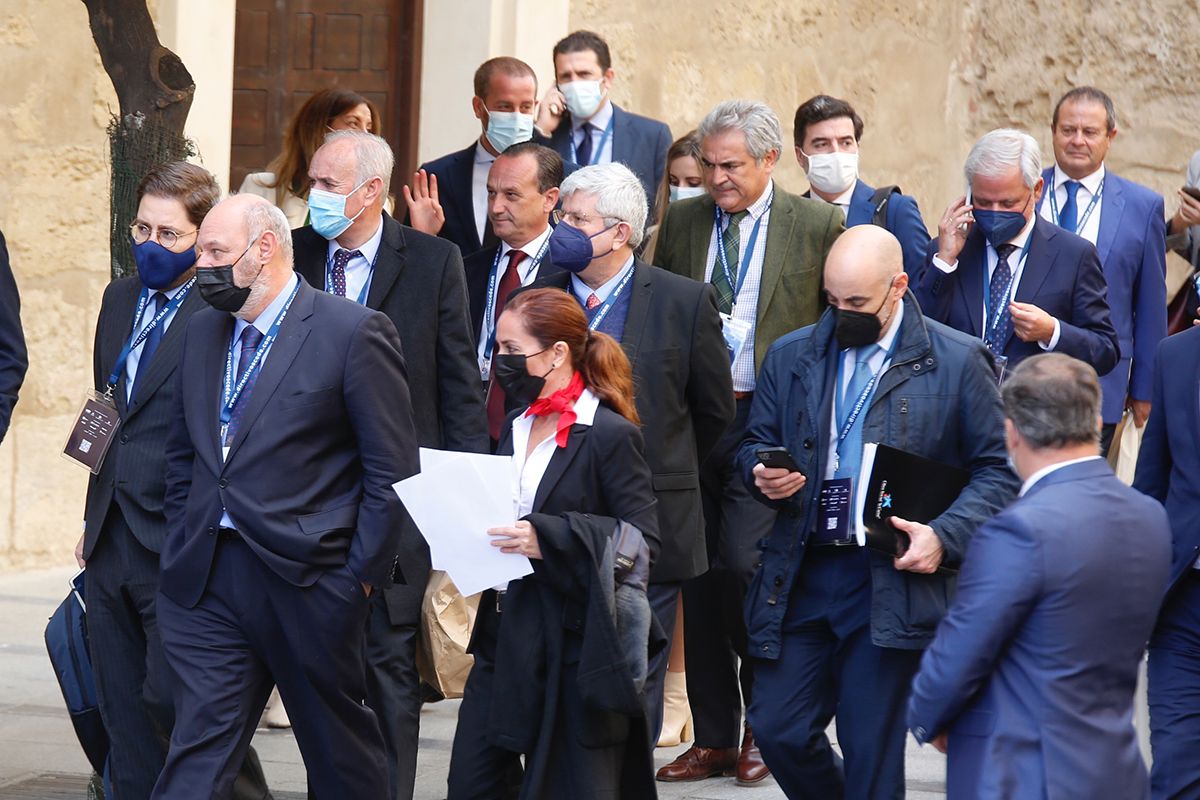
[
  {"left": 196, "top": 241, "right": 259, "bottom": 313},
  {"left": 834, "top": 284, "right": 896, "bottom": 350},
  {"left": 493, "top": 349, "right": 553, "bottom": 406}
]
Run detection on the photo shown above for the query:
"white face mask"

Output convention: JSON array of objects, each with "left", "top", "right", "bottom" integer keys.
[
  {"left": 560, "top": 80, "right": 605, "bottom": 119},
  {"left": 804, "top": 151, "right": 859, "bottom": 196},
  {"left": 668, "top": 185, "right": 707, "bottom": 203},
  {"left": 485, "top": 110, "right": 535, "bottom": 153}
]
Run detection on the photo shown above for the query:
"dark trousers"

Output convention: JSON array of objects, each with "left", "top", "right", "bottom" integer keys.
[
  {"left": 643, "top": 581, "right": 681, "bottom": 743},
  {"left": 1101, "top": 422, "right": 1117, "bottom": 457},
  {"left": 86, "top": 507, "right": 270, "bottom": 800},
  {"left": 364, "top": 593, "right": 421, "bottom": 800},
  {"left": 153, "top": 536, "right": 386, "bottom": 800},
  {"left": 683, "top": 396, "right": 776, "bottom": 748},
  {"left": 748, "top": 548, "right": 921, "bottom": 800},
  {"left": 1149, "top": 570, "right": 1200, "bottom": 800}
]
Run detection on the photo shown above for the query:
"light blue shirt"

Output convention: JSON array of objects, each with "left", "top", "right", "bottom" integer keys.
[
  {"left": 123, "top": 281, "right": 188, "bottom": 403},
  {"left": 570, "top": 254, "right": 635, "bottom": 307},
  {"left": 323, "top": 215, "right": 383, "bottom": 304}
]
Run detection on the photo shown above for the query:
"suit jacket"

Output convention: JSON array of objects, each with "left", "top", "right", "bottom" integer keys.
[
  {"left": 161, "top": 278, "right": 419, "bottom": 609},
  {"left": 843, "top": 180, "right": 932, "bottom": 278},
  {"left": 527, "top": 260, "right": 735, "bottom": 581},
  {"left": 1036, "top": 168, "right": 1167, "bottom": 422},
  {"left": 549, "top": 103, "right": 672, "bottom": 218},
  {"left": 83, "top": 277, "right": 206, "bottom": 557},
  {"left": 1134, "top": 327, "right": 1200, "bottom": 590},
  {"left": 462, "top": 240, "right": 566, "bottom": 342},
  {"left": 914, "top": 217, "right": 1119, "bottom": 377},
  {"left": 909, "top": 459, "right": 1170, "bottom": 800},
  {"left": 653, "top": 184, "right": 844, "bottom": 373},
  {"left": 0, "top": 230, "right": 26, "bottom": 443}
]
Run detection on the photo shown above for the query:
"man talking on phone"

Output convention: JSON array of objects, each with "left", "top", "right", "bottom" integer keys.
[{"left": 735, "top": 225, "right": 1017, "bottom": 798}]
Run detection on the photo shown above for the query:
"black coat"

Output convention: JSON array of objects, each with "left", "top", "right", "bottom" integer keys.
[{"left": 0, "top": 230, "right": 26, "bottom": 442}]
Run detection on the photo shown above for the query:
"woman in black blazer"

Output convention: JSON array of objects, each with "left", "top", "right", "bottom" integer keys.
[{"left": 447, "top": 288, "right": 660, "bottom": 799}]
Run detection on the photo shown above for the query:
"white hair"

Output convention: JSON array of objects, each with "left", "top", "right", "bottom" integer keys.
[
  {"left": 560, "top": 162, "right": 647, "bottom": 248},
  {"left": 245, "top": 199, "right": 293, "bottom": 266},
  {"left": 323, "top": 130, "right": 395, "bottom": 195},
  {"left": 964, "top": 128, "right": 1042, "bottom": 189},
  {"left": 697, "top": 100, "right": 783, "bottom": 161}
]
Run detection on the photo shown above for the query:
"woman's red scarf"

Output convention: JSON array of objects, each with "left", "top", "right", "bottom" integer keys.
[{"left": 524, "top": 371, "right": 586, "bottom": 447}]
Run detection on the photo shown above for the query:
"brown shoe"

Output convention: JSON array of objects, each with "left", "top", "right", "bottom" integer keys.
[
  {"left": 655, "top": 744, "right": 738, "bottom": 782},
  {"left": 736, "top": 724, "right": 770, "bottom": 785}
]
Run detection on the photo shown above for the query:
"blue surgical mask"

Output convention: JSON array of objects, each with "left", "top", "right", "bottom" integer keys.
[
  {"left": 973, "top": 193, "right": 1032, "bottom": 249},
  {"left": 548, "top": 221, "right": 617, "bottom": 273},
  {"left": 486, "top": 110, "right": 535, "bottom": 153},
  {"left": 668, "top": 185, "right": 707, "bottom": 203},
  {"left": 308, "top": 178, "right": 370, "bottom": 240},
  {"left": 132, "top": 239, "right": 196, "bottom": 290},
  {"left": 560, "top": 80, "right": 605, "bottom": 119}
]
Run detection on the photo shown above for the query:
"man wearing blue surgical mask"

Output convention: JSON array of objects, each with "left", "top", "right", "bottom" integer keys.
[
  {"left": 914, "top": 128, "right": 1118, "bottom": 379},
  {"left": 536, "top": 30, "right": 673, "bottom": 220}
]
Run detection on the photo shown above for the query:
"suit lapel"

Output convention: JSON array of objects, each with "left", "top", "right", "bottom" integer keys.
[
  {"left": 688, "top": 198, "right": 717, "bottom": 282},
  {"left": 293, "top": 226, "right": 327, "bottom": 289},
  {"left": 533, "top": 425, "right": 590, "bottom": 511},
  {"left": 203, "top": 311, "right": 234, "bottom": 464},
  {"left": 105, "top": 282, "right": 141, "bottom": 417},
  {"left": 1014, "top": 220, "right": 1057, "bottom": 302},
  {"left": 122, "top": 289, "right": 205, "bottom": 421},
  {"left": 620, "top": 261, "right": 652, "bottom": 364},
  {"left": 365, "top": 215, "right": 406, "bottom": 310},
  {"left": 1096, "top": 174, "right": 1125, "bottom": 264},
  {"left": 757, "top": 189, "right": 794, "bottom": 324},
  {"left": 845, "top": 181, "right": 875, "bottom": 227},
  {"left": 610, "top": 104, "right": 631, "bottom": 167},
  {"left": 449, "top": 147, "right": 482, "bottom": 252},
  {"left": 955, "top": 234, "right": 986, "bottom": 338}
]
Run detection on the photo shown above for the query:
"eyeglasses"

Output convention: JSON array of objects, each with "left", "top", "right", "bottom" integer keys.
[
  {"left": 130, "top": 222, "right": 198, "bottom": 249},
  {"left": 551, "top": 209, "right": 620, "bottom": 227}
]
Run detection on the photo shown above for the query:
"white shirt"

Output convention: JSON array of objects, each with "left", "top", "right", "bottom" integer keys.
[
  {"left": 572, "top": 100, "right": 614, "bottom": 165},
  {"left": 1019, "top": 455, "right": 1104, "bottom": 497},
  {"left": 324, "top": 215, "right": 384, "bottom": 304},
  {"left": 824, "top": 298, "right": 905, "bottom": 481},
  {"left": 932, "top": 213, "right": 1062, "bottom": 351},
  {"left": 702, "top": 181, "right": 775, "bottom": 392},
  {"left": 472, "top": 141, "right": 497, "bottom": 244},
  {"left": 823, "top": 185, "right": 855, "bottom": 220},
  {"left": 220, "top": 272, "right": 300, "bottom": 530},
  {"left": 476, "top": 226, "right": 553, "bottom": 369},
  {"left": 1039, "top": 163, "right": 1105, "bottom": 245},
  {"left": 570, "top": 254, "right": 636, "bottom": 308},
  {"left": 124, "top": 280, "right": 188, "bottom": 404}
]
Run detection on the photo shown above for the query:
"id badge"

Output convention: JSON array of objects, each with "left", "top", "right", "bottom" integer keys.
[
  {"left": 62, "top": 391, "right": 121, "bottom": 475},
  {"left": 719, "top": 312, "right": 751, "bottom": 364},
  {"left": 816, "top": 478, "right": 854, "bottom": 544},
  {"left": 479, "top": 356, "right": 491, "bottom": 383}
]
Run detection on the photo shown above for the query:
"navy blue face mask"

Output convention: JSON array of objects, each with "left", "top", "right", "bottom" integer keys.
[
  {"left": 548, "top": 221, "right": 617, "bottom": 273},
  {"left": 132, "top": 240, "right": 196, "bottom": 290},
  {"left": 973, "top": 193, "right": 1032, "bottom": 249}
]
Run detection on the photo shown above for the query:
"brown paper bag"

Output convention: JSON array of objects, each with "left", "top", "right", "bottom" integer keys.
[{"left": 416, "top": 571, "right": 479, "bottom": 699}]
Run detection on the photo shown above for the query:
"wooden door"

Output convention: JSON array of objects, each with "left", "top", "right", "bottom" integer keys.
[{"left": 230, "top": 0, "right": 422, "bottom": 193}]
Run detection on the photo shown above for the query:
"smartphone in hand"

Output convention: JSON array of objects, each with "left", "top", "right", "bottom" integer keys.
[{"left": 756, "top": 446, "right": 801, "bottom": 472}]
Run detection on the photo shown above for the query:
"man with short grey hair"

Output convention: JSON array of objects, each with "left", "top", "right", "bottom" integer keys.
[
  {"left": 910, "top": 353, "right": 1169, "bottom": 799},
  {"left": 914, "top": 128, "right": 1118, "bottom": 380},
  {"left": 654, "top": 99, "right": 843, "bottom": 784}
]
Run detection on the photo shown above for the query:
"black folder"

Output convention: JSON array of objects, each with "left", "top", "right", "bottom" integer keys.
[{"left": 855, "top": 443, "right": 970, "bottom": 559}]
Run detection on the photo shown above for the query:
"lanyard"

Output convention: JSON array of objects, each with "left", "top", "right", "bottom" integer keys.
[
  {"left": 105, "top": 279, "right": 195, "bottom": 395},
  {"left": 587, "top": 266, "right": 636, "bottom": 331},
  {"left": 324, "top": 248, "right": 380, "bottom": 306},
  {"left": 482, "top": 236, "right": 552, "bottom": 360},
  {"left": 1048, "top": 177, "right": 1104, "bottom": 236},
  {"left": 569, "top": 115, "right": 615, "bottom": 166},
  {"left": 834, "top": 339, "right": 896, "bottom": 453},
  {"left": 219, "top": 281, "right": 301, "bottom": 441},
  {"left": 982, "top": 236, "right": 1034, "bottom": 343},
  {"left": 713, "top": 198, "right": 772, "bottom": 306}
]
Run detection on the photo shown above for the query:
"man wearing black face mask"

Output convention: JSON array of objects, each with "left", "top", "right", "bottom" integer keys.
[
  {"left": 735, "top": 225, "right": 1018, "bottom": 798},
  {"left": 914, "top": 128, "right": 1118, "bottom": 381}
]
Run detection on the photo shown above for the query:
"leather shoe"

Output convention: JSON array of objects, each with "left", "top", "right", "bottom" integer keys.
[
  {"left": 736, "top": 724, "right": 770, "bottom": 785},
  {"left": 655, "top": 744, "right": 737, "bottom": 782}
]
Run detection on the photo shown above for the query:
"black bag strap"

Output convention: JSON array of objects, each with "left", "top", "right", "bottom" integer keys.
[{"left": 869, "top": 185, "right": 902, "bottom": 227}]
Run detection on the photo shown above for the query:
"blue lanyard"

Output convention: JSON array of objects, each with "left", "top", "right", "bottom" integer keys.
[
  {"left": 105, "top": 279, "right": 195, "bottom": 394},
  {"left": 713, "top": 199, "right": 772, "bottom": 305},
  {"left": 569, "top": 115, "right": 615, "bottom": 166},
  {"left": 219, "top": 281, "right": 301, "bottom": 441},
  {"left": 834, "top": 339, "right": 896, "bottom": 452},
  {"left": 482, "top": 236, "right": 552, "bottom": 360},
  {"left": 587, "top": 266, "right": 636, "bottom": 331},
  {"left": 1048, "top": 177, "right": 1104, "bottom": 236},
  {"left": 982, "top": 236, "right": 1034, "bottom": 341},
  {"left": 324, "top": 248, "right": 380, "bottom": 306}
]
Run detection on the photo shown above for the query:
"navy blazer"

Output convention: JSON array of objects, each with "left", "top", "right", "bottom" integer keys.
[
  {"left": 1134, "top": 327, "right": 1200, "bottom": 590},
  {"left": 909, "top": 459, "right": 1169, "bottom": 800},
  {"left": 914, "top": 217, "right": 1119, "bottom": 377},
  {"left": 161, "top": 278, "right": 419, "bottom": 609},
  {"left": 418, "top": 143, "right": 492, "bottom": 257},
  {"left": 1036, "top": 168, "right": 1167, "bottom": 422},
  {"left": 462, "top": 241, "right": 566, "bottom": 343},
  {"left": 549, "top": 103, "right": 672, "bottom": 218},
  {"left": 0, "top": 230, "right": 26, "bottom": 442},
  {"left": 843, "top": 180, "right": 932, "bottom": 278}
]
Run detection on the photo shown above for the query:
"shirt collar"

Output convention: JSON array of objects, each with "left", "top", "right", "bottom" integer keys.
[
  {"left": 325, "top": 212, "right": 385, "bottom": 267},
  {"left": 570, "top": 254, "right": 635, "bottom": 306},
  {"left": 829, "top": 184, "right": 855, "bottom": 207},
  {"left": 512, "top": 386, "right": 601, "bottom": 432},
  {"left": 157, "top": 280, "right": 188, "bottom": 300},
  {"left": 744, "top": 180, "right": 775, "bottom": 221},
  {"left": 1053, "top": 162, "right": 1105, "bottom": 197},
  {"left": 1019, "top": 454, "right": 1104, "bottom": 497},
  {"left": 475, "top": 139, "right": 497, "bottom": 165},
  {"left": 499, "top": 225, "right": 552, "bottom": 272},
  {"left": 234, "top": 272, "right": 299, "bottom": 339},
  {"left": 572, "top": 99, "right": 614, "bottom": 133}
]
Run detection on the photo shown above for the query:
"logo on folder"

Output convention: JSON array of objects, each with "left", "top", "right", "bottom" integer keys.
[{"left": 873, "top": 479, "right": 891, "bottom": 519}]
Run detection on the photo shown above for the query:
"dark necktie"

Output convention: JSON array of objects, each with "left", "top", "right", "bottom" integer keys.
[
  {"left": 330, "top": 249, "right": 361, "bottom": 297},
  {"left": 1058, "top": 180, "right": 1081, "bottom": 233},
  {"left": 129, "top": 291, "right": 167, "bottom": 403},
  {"left": 224, "top": 326, "right": 264, "bottom": 446},
  {"left": 712, "top": 210, "right": 748, "bottom": 315},
  {"left": 986, "top": 243, "right": 1018, "bottom": 354},
  {"left": 576, "top": 123, "right": 596, "bottom": 166},
  {"left": 486, "top": 250, "right": 527, "bottom": 440}
]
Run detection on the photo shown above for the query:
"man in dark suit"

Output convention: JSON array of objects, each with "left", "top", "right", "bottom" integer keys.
[
  {"left": 915, "top": 128, "right": 1119, "bottom": 380},
  {"left": 523, "top": 161, "right": 735, "bottom": 746},
  {"left": 536, "top": 30, "right": 672, "bottom": 218},
  {"left": 911, "top": 353, "right": 1169, "bottom": 799},
  {"left": 0, "top": 229, "right": 26, "bottom": 443},
  {"left": 653, "top": 99, "right": 843, "bottom": 784},
  {"left": 1036, "top": 87, "right": 1166, "bottom": 453},
  {"left": 792, "top": 94, "right": 930, "bottom": 277},
  {"left": 78, "top": 163, "right": 271, "bottom": 800},
  {"left": 1134, "top": 328, "right": 1200, "bottom": 799},
  {"left": 293, "top": 130, "right": 487, "bottom": 800},
  {"left": 153, "top": 194, "right": 417, "bottom": 799}
]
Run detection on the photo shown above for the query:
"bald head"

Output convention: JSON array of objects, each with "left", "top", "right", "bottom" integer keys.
[
  {"left": 823, "top": 226, "right": 907, "bottom": 342},
  {"left": 197, "top": 193, "right": 294, "bottom": 320}
]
